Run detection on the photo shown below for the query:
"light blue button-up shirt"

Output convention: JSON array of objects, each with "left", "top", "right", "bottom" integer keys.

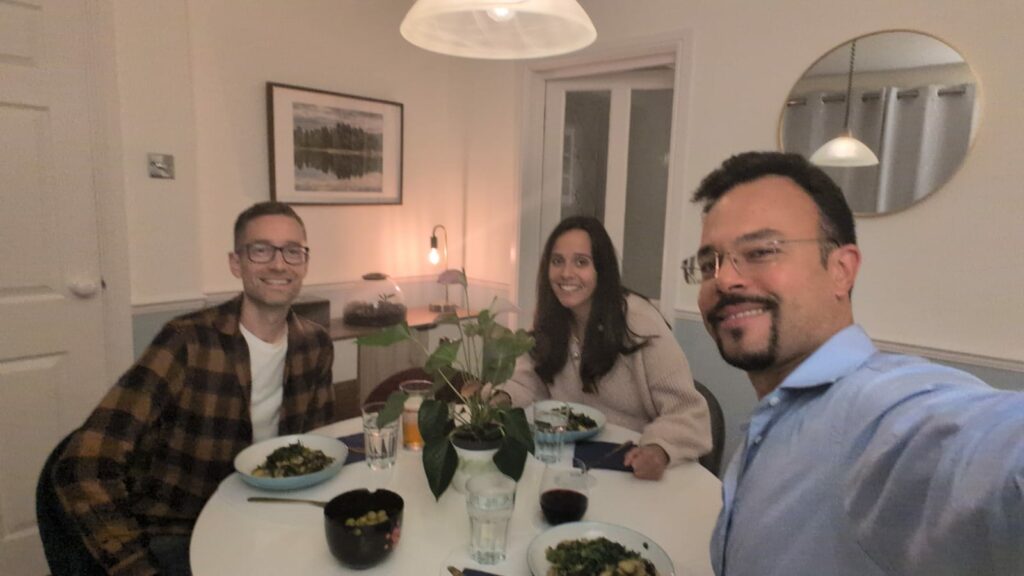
[{"left": 711, "top": 325, "right": 1024, "bottom": 575}]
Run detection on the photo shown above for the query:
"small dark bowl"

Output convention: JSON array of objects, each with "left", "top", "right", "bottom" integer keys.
[{"left": 324, "top": 488, "right": 404, "bottom": 569}]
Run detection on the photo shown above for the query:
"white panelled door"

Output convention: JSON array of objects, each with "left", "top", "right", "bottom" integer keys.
[
  {"left": 537, "top": 69, "right": 674, "bottom": 302},
  {"left": 0, "top": 0, "right": 111, "bottom": 572}
]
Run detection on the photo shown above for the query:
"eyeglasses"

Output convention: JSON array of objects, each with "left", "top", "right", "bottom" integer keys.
[
  {"left": 682, "top": 238, "right": 834, "bottom": 284},
  {"left": 239, "top": 243, "right": 310, "bottom": 265}
]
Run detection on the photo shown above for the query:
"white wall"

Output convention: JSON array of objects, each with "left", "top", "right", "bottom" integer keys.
[
  {"left": 460, "top": 61, "right": 522, "bottom": 290},
  {"left": 576, "top": 0, "right": 1023, "bottom": 364},
  {"left": 113, "top": 0, "right": 203, "bottom": 305},
  {"left": 113, "top": 1, "right": 1023, "bottom": 364},
  {"left": 115, "top": 0, "right": 518, "bottom": 310}
]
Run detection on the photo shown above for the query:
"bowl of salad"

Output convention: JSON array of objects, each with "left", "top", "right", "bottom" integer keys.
[
  {"left": 234, "top": 433, "right": 348, "bottom": 491},
  {"left": 527, "top": 521, "right": 673, "bottom": 576},
  {"left": 532, "top": 401, "right": 606, "bottom": 442}
]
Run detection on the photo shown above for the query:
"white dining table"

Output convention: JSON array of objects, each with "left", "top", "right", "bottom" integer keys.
[{"left": 190, "top": 417, "right": 722, "bottom": 575}]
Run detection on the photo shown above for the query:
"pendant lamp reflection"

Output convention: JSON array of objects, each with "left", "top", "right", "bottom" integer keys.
[
  {"left": 809, "top": 40, "right": 879, "bottom": 167},
  {"left": 400, "top": 0, "right": 597, "bottom": 60}
]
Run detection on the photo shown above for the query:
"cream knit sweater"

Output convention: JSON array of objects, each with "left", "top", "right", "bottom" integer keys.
[{"left": 503, "top": 294, "right": 712, "bottom": 465}]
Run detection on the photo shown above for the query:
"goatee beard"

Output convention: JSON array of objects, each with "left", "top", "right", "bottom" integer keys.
[{"left": 709, "top": 295, "right": 779, "bottom": 372}]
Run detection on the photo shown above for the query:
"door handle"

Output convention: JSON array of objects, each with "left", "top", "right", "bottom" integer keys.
[{"left": 68, "top": 280, "right": 100, "bottom": 298}]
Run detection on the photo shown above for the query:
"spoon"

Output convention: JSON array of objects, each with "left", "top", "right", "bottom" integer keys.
[{"left": 247, "top": 496, "right": 328, "bottom": 508}]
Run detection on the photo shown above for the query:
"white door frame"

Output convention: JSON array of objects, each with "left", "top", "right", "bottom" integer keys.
[
  {"left": 89, "top": 0, "right": 134, "bottom": 376},
  {"left": 515, "top": 32, "right": 695, "bottom": 327}
]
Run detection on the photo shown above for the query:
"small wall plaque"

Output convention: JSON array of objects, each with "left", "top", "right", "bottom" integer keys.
[{"left": 148, "top": 154, "right": 175, "bottom": 179}]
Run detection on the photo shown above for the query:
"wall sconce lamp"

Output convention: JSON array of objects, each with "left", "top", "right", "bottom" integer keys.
[
  {"left": 428, "top": 225, "right": 457, "bottom": 312},
  {"left": 809, "top": 39, "right": 880, "bottom": 167}
]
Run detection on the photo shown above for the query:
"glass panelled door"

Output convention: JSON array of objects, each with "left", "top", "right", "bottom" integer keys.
[{"left": 541, "top": 69, "right": 674, "bottom": 302}]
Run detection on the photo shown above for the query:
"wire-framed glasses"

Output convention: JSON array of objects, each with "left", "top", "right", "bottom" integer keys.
[
  {"left": 682, "top": 238, "right": 834, "bottom": 284},
  {"left": 239, "top": 242, "right": 310, "bottom": 265}
]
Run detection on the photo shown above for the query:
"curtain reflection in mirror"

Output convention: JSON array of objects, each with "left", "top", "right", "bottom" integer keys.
[{"left": 784, "top": 83, "right": 975, "bottom": 213}]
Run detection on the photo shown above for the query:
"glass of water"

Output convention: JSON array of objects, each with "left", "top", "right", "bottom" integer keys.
[
  {"left": 466, "top": 472, "right": 516, "bottom": 565},
  {"left": 532, "top": 406, "right": 568, "bottom": 464},
  {"left": 362, "top": 402, "right": 399, "bottom": 470}
]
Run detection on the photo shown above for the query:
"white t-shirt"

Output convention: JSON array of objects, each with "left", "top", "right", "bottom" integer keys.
[{"left": 240, "top": 323, "right": 287, "bottom": 443}]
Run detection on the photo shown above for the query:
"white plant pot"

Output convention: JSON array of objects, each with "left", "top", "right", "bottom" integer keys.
[{"left": 451, "top": 444, "right": 500, "bottom": 494}]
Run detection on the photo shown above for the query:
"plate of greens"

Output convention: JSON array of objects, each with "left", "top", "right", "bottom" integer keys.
[
  {"left": 533, "top": 400, "right": 606, "bottom": 442},
  {"left": 527, "top": 521, "right": 674, "bottom": 576},
  {"left": 234, "top": 434, "right": 347, "bottom": 491}
]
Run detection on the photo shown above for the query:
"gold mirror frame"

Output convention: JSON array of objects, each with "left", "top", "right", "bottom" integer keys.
[{"left": 778, "top": 30, "right": 982, "bottom": 216}]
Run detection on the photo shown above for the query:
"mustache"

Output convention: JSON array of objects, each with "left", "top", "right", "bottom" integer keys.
[{"left": 707, "top": 294, "right": 777, "bottom": 326}]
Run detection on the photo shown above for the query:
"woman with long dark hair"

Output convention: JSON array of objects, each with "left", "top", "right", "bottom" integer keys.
[{"left": 503, "top": 216, "right": 711, "bottom": 480}]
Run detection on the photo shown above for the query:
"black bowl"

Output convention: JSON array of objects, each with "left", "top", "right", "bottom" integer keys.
[{"left": 324, "top": 488, "right": 404, "bottom": 569}]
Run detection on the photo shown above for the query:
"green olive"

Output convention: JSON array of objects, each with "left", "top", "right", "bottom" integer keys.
[{"left": 347, "top": 509, "right": 390, "bottom": 530}]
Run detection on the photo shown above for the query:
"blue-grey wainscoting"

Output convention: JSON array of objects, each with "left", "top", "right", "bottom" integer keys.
[{"left": 673, "top": 315, "right": 1023, "bottom": 466}]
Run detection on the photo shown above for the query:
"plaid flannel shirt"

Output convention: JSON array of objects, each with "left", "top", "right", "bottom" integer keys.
[{"left": 54, "top": 295, "right": 335, "bottom": 575}]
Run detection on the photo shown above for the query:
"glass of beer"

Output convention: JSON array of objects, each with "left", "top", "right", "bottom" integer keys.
[{"left": 399, "top": 380, "right": 433, "bottom": 450}]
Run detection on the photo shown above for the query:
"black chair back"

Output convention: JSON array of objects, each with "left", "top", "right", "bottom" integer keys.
[
  {"left": 37, "top": 431, "right": 106, "bottom": 576},
  {"left": 694, "top": 380, "right": 726, "bottom": 477},
  {"left": 365, "top": 367, "right": 462, "bottom": 406}
]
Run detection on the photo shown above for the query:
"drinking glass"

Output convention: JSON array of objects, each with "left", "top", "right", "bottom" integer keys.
[
  {"left": 539, "top": 458, "right": 589, "bottom": 525},
  {"left": 532, "top": 406, "right": 568, "bottom": 464},
  {"left": 361, "top": 402, "right": 399, "bottom": 470},
  {"left": 465, "top": 472, "right": 516, "bottom": 565},
  {"left": 399, "top": 379, "right": 433, "bottom": 450}
]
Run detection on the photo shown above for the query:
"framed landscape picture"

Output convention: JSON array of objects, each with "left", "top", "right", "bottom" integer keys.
[{"left": 267, "top": 83, "right": 403, "bottom": 205}]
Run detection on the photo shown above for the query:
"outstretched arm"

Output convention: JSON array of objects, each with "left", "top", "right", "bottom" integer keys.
[{"left": 844, "top": 379, "right": 1024, "bottom": 574}]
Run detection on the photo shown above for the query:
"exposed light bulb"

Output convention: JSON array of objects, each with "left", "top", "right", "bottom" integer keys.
[
  {"left": 428, "top": 247, "right": 441, "bottom": 265},
  {"left": 486, "top": 7, "right": 515, "bottom": 22}
]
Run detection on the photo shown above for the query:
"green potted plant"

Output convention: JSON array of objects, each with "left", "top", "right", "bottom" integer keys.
[{"left": 356, "top": 270, "right": 535, "bottom": 499}]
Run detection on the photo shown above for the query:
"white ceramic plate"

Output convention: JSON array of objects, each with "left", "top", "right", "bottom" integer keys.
[
  {"left": 527, "top": 521, "right": 675, "bottom": 576},
  {"left": 533, "top": 400, "right": 606, "bottom": 442},
  {"left": 233, "top": 433, "right": 347, "bottom": 491}
]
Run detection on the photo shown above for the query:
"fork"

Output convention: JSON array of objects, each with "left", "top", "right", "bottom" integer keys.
[{"left": 589, "top": 440, "right": 636, "bottom": 467}]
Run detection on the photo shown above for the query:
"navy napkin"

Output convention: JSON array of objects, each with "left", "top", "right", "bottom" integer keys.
[
  {"left": 574, "top": 440, "right": 634, "bottom": 472},
  {"left": 337, "top": 433, "right": 366, "bottom": 465}
]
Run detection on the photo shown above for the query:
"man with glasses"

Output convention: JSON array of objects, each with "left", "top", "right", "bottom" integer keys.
[
  {"left": 51, "top": 202, "right": 334, "bottom": 575},
  {"left": 685, "top": 152, "right": 1023, "bottom": 575}
]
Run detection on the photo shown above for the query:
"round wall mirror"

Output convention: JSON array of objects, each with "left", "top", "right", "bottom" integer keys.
[{"left": 779, "top": 31, "right": 980, "bottom": 215}]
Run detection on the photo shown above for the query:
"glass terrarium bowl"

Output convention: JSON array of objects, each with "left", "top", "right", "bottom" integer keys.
[{"left": 342, "top": 273, "right": 407, "bottom": 327}]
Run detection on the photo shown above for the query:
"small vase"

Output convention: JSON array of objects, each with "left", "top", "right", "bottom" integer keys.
[{"left": 451, "top": 436, "right": 501, "bottom": 494}]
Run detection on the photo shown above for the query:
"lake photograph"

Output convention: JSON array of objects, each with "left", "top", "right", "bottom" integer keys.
[{"left": 292, "top": 102, "right": 384, "bottom": 192}]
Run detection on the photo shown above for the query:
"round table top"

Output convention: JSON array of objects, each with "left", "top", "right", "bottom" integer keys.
[{"left": 190, "top": 418, "right": 722, "bottom": 575}]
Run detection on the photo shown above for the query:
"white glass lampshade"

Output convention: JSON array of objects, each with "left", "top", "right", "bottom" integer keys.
[
  {"left": 809, "top": 133, "right": 880, "bottom": 167},
  {"left": 400, "top": 0, "right": 597, "bottom": 60}
]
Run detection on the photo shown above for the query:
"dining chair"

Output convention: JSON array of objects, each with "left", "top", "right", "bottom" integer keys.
[
  {"left": 694, "top": 380, "right": 726, "bottom": 478},
  {"left": 364, "top": 366, "right": 462, "bottom": 406},
  {"left": 365, "top": 367, "right": 430, "bottom": 405},
  {"left": 36, "top": 431, "right": 107, "bottom": 576}
]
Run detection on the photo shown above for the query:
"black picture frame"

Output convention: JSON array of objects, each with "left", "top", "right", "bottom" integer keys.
[{"left": 267, "top": 82, "right": 403, "bottom": 205}]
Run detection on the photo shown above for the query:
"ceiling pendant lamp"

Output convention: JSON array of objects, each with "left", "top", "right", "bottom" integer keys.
[
  {"left": 809, "top": 40, "right": 880, "bottom": 167},
  {"left": 400, "top": 0, "right": 597, "bottom": 60}
]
